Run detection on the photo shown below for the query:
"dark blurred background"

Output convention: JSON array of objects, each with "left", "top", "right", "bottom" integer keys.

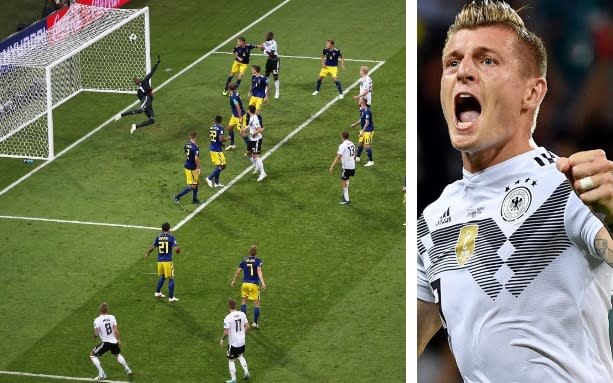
[
  {"left": 417, "top": 1, "right": 613, "bottom": 382},
  {"left": 2, "top": 1, "right": 69, "bottom": 40}
]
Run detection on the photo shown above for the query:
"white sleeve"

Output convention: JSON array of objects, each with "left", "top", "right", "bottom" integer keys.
[
  {"left": 565, "top": 191, "right": 604, "bottom": 260},
  {"left": 417, "top": 247, "right": 435, "bottom": 302},
  {"left": 223, "top": 318, "right": 230, "bottom": 330},
  {"left": 111, "top": 315, "right": 117, "bottom": 327}
]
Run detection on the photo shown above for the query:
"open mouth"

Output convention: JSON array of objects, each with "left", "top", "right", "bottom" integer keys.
[{"left": 454, "top": 93, "right": 481, "bottom": 127}]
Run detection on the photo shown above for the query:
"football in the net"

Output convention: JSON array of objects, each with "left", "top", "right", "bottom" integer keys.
[{"left": 129, "top": 33, "right": 138, "bottom": 42}]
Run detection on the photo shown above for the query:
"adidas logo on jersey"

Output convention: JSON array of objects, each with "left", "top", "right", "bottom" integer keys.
[{"left": 436, "top": 207, "right": 451, "bottom": 226}]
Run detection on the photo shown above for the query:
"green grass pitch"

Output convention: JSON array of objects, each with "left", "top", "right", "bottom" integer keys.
[{"left": 0, "top": 1, "right": 406, "bottom": 382}]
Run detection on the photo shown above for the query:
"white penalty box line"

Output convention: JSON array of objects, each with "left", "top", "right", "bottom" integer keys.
[
  {"left": 0, "top": 370, "right": 130, "bottom": 383},
  {"left": 0, "top": 215, "right": 159, "bottom": 231},
  {"left": 212, "top": 51, "right": 385, "bottom": 64}
]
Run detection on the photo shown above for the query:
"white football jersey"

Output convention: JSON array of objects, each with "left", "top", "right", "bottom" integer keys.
[
  {"left": 359, "top": 75, "right": 372, "bottom": 105},
  {"left": 417, "top": 147, "right": 613, "bottom": 382},
  {"left": 248, "top": 114, "right": 262, "bottom": 141},
  {"left": 224, "top": 310, "right": 248, "bottom": 348},
  {"left": 337, "top": 140, "right": 356, "bottom": 170},
  {"left": 93, "top": 314, "right": 118, "bottom": 344},
  {"left": 262, "top": 39, "right": 278, "bottom": 57}
]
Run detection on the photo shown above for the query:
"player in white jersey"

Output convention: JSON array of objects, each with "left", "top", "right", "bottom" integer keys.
[
  {"left": 417, "top": 2, "right": 613, "bottom": 382},
  {"left": 89, "top": 303, "right": 132, "bottom": 380},
  {"left": 241, "top": 104, "right": 267, "bottom": 181},
  {"left": 220, "top": 298, "right": 250, "bottom": 383},
  {"left": 329, "top": 131, "right": 356, "bottom": 205},
  {"left": 257, "top": 32, "right": 280, "bottom": 99},
  {"left": 352, "top": 66, "right": 372, "bottom": 106}
]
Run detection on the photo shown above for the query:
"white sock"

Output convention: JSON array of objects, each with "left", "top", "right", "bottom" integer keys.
[
  {"left": 256, "top": 158, "right": 265, "bottom": 173},
  {"left": 90, "top": 356, "right": 105, "bottom": 376},
  {"left": 228, "top": 360, "right": 237, "bottom": 380},
  {"left": 275, "top": 80, "right": 279, "bottom": 92},
  {"left": 343, "top": 187, "right": 349, "bottom": 201},
  {"left": 249, "top": 157, "right": 256, "bottom": 165},
  {"left": 116, "top": 354, "right": 130, "bottom": 371},
  {"left": 238, "top": 354, "right": 249, "bottom": 375}
]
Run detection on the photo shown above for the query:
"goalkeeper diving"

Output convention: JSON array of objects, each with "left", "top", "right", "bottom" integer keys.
[{"left": 116, "top": 55, "right": 161, "bottom": 134}]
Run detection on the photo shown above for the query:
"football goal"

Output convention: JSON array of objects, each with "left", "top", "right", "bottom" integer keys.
[{"left": 0, "top": 1, "right": 150, "bottom": 160}]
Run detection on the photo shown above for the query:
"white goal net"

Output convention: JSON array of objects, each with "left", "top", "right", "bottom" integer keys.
[{"left": 0, "top": 2, "right": 150, "bottom": 160}]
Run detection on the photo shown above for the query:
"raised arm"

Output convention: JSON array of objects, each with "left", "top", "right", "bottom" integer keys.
[
  {"left": 557, "top": 149, "right": 613, "bottom": 265},
  {"left": 417, "top": 299, "right": 442, "bottom": 357},
  {"left": 143, "top": 55, "right": 161, "bottom": 82}
]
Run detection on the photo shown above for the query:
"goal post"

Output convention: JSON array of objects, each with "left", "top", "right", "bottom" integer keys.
[{"left": 0, "top": 2, "right": 150, "bottom": 160}]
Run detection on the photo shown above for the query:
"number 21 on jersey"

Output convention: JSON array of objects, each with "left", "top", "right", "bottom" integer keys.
[{"left": 158, "top": 240, "right": 169, "bottom": 254}]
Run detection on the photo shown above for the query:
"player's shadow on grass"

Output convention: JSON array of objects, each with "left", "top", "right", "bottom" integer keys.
[
  {"left": 249, "top": 331, "right": 329, "bottom": 382},
  {"left": 169, "top": 304, "right": 214, "bottom": 340}
]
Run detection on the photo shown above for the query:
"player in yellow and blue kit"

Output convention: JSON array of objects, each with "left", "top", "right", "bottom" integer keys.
[
  {"left": 350, "top": 97, "right": 375, "bottom": 166},
  {"left": 222, "top": 37, "right": 257, "bottom": 95},
  {"left": 144, "top": 222, "right": 181, "bottom": 302},
  {"left": 231, "top": 245, "right": 267, "bottom": 328},
  {"left": 313, "top": 39, "right": 345, "bottom": 98},
  {"left": 205, "top": 115, "right": 227, "bottom": 188},
  {"left": 225, "top": 84, "right": 247, "bottom": 151},
  {"left": 248, "top": 65, "right": 269, "bottom": 113},
  {"left": 174, "top": 132, "right": 201, "bottom": 204}
]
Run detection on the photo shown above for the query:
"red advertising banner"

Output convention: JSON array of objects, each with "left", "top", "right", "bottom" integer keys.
[
  {"left": 45, "top": 0, "right": 132, "bottom": 44},
  {"left": 77, "top": 0, "right": 131, "bottom": 7}
]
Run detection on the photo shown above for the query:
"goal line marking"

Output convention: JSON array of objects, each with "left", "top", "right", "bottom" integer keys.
[
  {"left": 171, "top": 59, "right": 386, "bottom": 231},
  {"left": 0, "top": 0, "right": 291, "bottom": 197},
  {"left": 0, "top": 215, "right": 159, "bottom": 230},
  {"left": 0, "top": 370, "right": 130, "bottom": 383},
  {"left": 212, "top": 51, "right": 385, "bottom": 63}
]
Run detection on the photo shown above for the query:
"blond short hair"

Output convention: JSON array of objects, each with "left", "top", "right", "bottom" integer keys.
[
  {"left": 360, "top": 65, "right": 369, "bottom": 73},
  {"left": 445, "top": 0, "right": 547, "bottom": 78}
]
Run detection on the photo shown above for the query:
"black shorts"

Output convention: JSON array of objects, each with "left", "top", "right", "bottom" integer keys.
[
  {"left": 247, "top": 139, "right": 262, "bottom": 154},
  {"left": 92, "top": 342, "right": 121, "bottom": 356},
  {"left": 340, "top": 168, "right": 355, "bottom": 180},
  {"left": 227, "top": 344, "right": 245, "bottom": 359},
  {"left": 140, "top": 96, "right": 155, "bottom": 118},
  {"left": 265, "top": 58, "right": 280, "bottom": 77}
]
